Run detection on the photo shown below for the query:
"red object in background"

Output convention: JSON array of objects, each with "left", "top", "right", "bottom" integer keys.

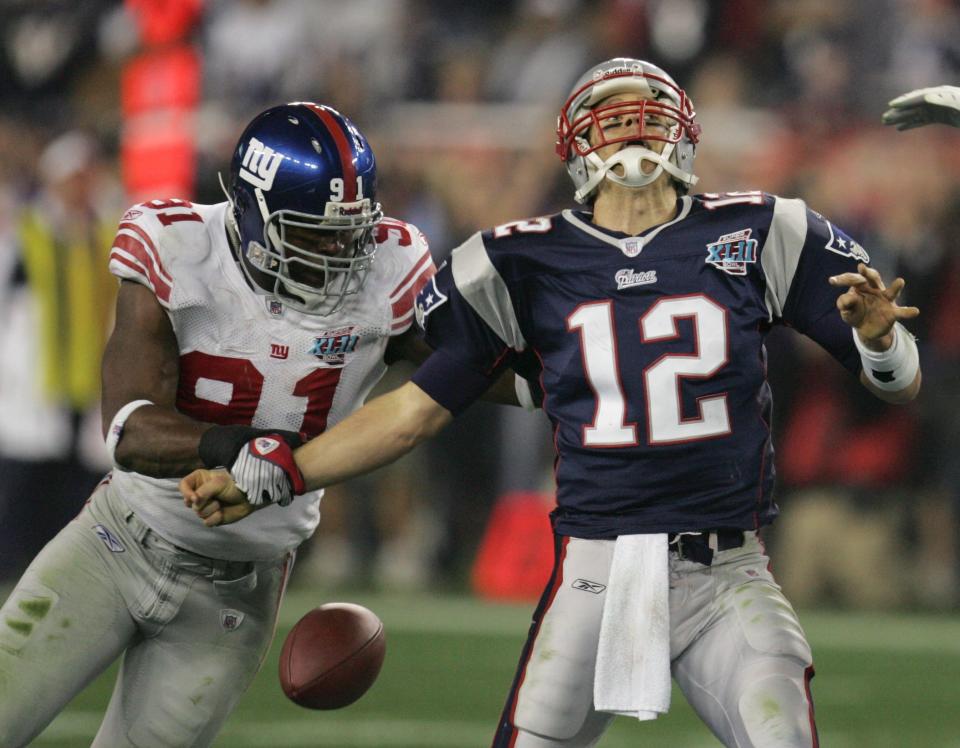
[
  {"left": 120, "top": 9, "right": 202, "bottom": 202},
  {"left": 125, "top": 0, "right": 203, "bottom": 47},
  {"left": 121, "top": 46, "right": 201, "bottom": 116},
  {"left": 931, "top": 257, "right": 960, "bottom": 355},
  {"left": 471, "top": 492, "right": 555, "bottom": 602},
  {"left": 779, "top": 374, "right": 917, "bottom": 488}
]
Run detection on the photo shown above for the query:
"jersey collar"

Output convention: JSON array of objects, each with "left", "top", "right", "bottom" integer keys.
[{"left": 562, "top": 195, "right": 693, "bottom": 249}]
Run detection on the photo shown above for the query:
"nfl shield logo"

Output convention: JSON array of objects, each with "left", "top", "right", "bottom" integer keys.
[
  {"left": 220, "top": 609, "right": 245, "bottom": 630},
  {"left": 268, "top": 300, "right": 284, "bottom": 316},
  {"left": 619, "top": 238, "right": 644, "bottom": 258}
]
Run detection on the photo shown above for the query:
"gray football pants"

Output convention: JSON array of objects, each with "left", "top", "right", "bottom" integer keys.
[
  {"left": 0, "top": 480, "right": 292, "bottom": 747},
  {"left": 493, "top": 533, "right": 817, "bottom": 747}
]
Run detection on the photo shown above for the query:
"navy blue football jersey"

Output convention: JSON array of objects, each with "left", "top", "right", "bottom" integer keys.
[{"left": 412, "top": 192, "right": 871, "bottom": 537}]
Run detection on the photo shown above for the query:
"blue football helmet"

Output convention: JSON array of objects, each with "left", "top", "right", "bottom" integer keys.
[{"left": 226, "top": 102, "right": 383, "bottom": 315}]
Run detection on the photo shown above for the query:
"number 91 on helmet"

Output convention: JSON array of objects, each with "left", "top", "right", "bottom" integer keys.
[{"left": 225, "top": 102, "right": 384, "bottom": 316}]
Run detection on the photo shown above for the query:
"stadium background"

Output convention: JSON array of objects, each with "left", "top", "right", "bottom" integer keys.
[{"left": 0, "top": 1, "right": 958, "bottom": 746}]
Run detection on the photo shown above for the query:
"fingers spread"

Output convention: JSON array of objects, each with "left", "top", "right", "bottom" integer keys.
[
  {"left": 895, "top": 305, "right": 921, "bottom": 319},
  {"left": 829, "top": 272, "right": 867, "bottom": 287},
  {"left": 836, "top": 290, "right": 862, "bottom": 313},
  {"left": 860, "top": 264, "right": 886, "bottom": 291}
]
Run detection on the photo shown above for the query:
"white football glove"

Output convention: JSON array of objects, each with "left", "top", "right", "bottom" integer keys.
[
  {"left": 882, "top": 85, "right": 960, "bottom": 130},
  {"left": 230, "top": 435, "right": 306, "bottom": 507}
]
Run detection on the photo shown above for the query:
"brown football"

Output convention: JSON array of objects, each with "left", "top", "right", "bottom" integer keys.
[{"left": 279, "top": 603, "right": 386, "bottom": 709}]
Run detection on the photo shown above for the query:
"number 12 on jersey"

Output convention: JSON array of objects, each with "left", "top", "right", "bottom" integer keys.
[{"left": 567, "top": 294, "right": 731, "bottom": 447}]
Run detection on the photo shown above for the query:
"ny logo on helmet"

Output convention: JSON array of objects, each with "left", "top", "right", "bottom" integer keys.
[{"left": 240, "top": 137, "right": 284, "bottom": 191}]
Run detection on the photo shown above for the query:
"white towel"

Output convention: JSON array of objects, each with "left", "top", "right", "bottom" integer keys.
[{"left": 594, "top": 533, "right": 671, "bottom": 720}]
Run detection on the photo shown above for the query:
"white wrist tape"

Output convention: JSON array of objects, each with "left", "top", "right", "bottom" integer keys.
[
  {"left": 854, "top": 323, "right": 919, "bottom": 392},
  {"left": 515, "top": 374, "right": 536, "bottom": 412},
  {"left": 105, "top": 399, "right": 154, "bottom": 467}
]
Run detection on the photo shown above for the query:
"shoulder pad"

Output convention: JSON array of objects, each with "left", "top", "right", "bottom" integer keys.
[
  {"left": 378, "top": 217, "right": 436, "bottom": 333},
  {"left": 482, "top": 215, "right": 558, "bottom": 246},
  {"left": 108, "top": 199, "right": 216, "bottom": 309}
]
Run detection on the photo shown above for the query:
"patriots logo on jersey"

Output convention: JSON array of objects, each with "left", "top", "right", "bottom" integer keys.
[
  {"left": 705, "top": 228, "right": 758, "bottom": 276},
  {"left": 823, "top": 220, "right": 870, "bottom": 263},
  {"left": 615, "top": 268, "right": 657, "bottom": 290},
  {"left": 310, "top": 328, "right": 359, "bottom": 364},
  {"left": 414, "top": 275, "right": 448, "bottom": 329}
]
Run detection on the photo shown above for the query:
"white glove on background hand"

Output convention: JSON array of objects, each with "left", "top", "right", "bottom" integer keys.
[
  {"left": 230, "top": 435, "right": 306, "bottom": 507},
  {"left": 882, "top": 85, "right": 960, "bottom": 130}
]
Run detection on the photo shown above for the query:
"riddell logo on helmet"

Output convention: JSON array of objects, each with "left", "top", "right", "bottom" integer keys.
[
  {"left": 593, "top": 63, "right": 643, "bottom": 80},
  {"left": 324, "top": 200, "right": 366, "bottom": 217}
]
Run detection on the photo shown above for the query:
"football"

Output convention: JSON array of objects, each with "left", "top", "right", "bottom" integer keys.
[{"left": 279, "top": 603, "right": 386, "bottom": 709}]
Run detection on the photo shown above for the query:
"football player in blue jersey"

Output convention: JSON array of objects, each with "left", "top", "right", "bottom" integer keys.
[{"left": 184, "top": 59, "right": 922, "bottom": 747}]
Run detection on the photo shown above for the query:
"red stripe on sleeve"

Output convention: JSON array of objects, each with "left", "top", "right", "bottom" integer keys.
[
  {"left": 118, "top": 222, "right": 174, "bottom": 285},
  {"left": 111, "top": 238, "right": 173, "bottom": 303},
  {"left": 389, "top": 251, "right": 433, "bottom": 301},
  {"left": 109, "top": 253, "right": 172, "bottom": 305},
  {"left": 391, "top": 258, "right": 436, "bottom": 325}
]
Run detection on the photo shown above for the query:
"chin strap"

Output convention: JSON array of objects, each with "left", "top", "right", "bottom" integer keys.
[{"left": 574, "top": 144, "right": 698, "bottom": 204}]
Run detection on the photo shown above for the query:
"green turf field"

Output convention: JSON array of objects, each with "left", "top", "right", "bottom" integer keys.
[{"left": 27, "top": 588, "right": 960, "bottom": 747}]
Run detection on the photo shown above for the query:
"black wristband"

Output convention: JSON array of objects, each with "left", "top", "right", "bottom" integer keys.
[{"left": 199, "top": 425, "right": 303, "bottom": 469}]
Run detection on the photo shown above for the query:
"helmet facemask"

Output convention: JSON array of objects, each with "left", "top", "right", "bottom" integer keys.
[
  {"left": 557, "top": 61, "right": 701, "bottom": 203},
  {"left": 246, "top": 200, "right": 383, "bottom": 316}
]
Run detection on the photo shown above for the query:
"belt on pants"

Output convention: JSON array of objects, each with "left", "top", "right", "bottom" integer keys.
[
  {"left": 122, "top": 509, "right": 255, "bottom": 580},
  {"left": 667, "top": 529, "right": 746, "bottom": 566}
]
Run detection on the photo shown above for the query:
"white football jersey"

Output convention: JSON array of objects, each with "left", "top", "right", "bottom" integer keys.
[{"left": 107, "top": 199, "right": 435, "bottom": 560}]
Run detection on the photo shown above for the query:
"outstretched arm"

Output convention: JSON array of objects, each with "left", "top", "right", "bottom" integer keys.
[
  {"left": 882, "top": 85, "right": 960, "bottom": 130},
  {"left": 181, "top": 380, "right": 452, "bottom": 526},
  {"left": 297, "top": 380, "right": 451, "bottom": 489},
  {"left": 829, "top": 263, "right": 921, "bottom": 403}
]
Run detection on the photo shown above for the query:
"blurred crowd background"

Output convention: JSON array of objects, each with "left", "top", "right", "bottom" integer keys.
[{"left": 1, "top": 0, "right": 959, "bottom": 612}]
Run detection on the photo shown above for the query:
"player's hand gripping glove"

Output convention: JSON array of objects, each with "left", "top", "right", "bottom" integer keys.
[
  {"left": 882, "top": 85, "right": 960, "bottom": 130},
  {"left": 198, "top": 426, "right": 305, "bottom": 507}
]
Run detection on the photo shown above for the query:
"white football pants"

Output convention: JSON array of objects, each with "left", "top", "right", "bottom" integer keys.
[
  {"left": 0, "top": 479, "right": 292, "bottom": 747},
  {"left": 492, "top": 533, "right": 818, "bottom": 747}
]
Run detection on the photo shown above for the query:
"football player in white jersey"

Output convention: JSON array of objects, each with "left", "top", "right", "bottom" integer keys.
[
  {"left": 0, "top": 103, "right": 446, "bottom": 747},
  {"left": 183, "top": 60, "right": 921, "bottom": 748}
]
